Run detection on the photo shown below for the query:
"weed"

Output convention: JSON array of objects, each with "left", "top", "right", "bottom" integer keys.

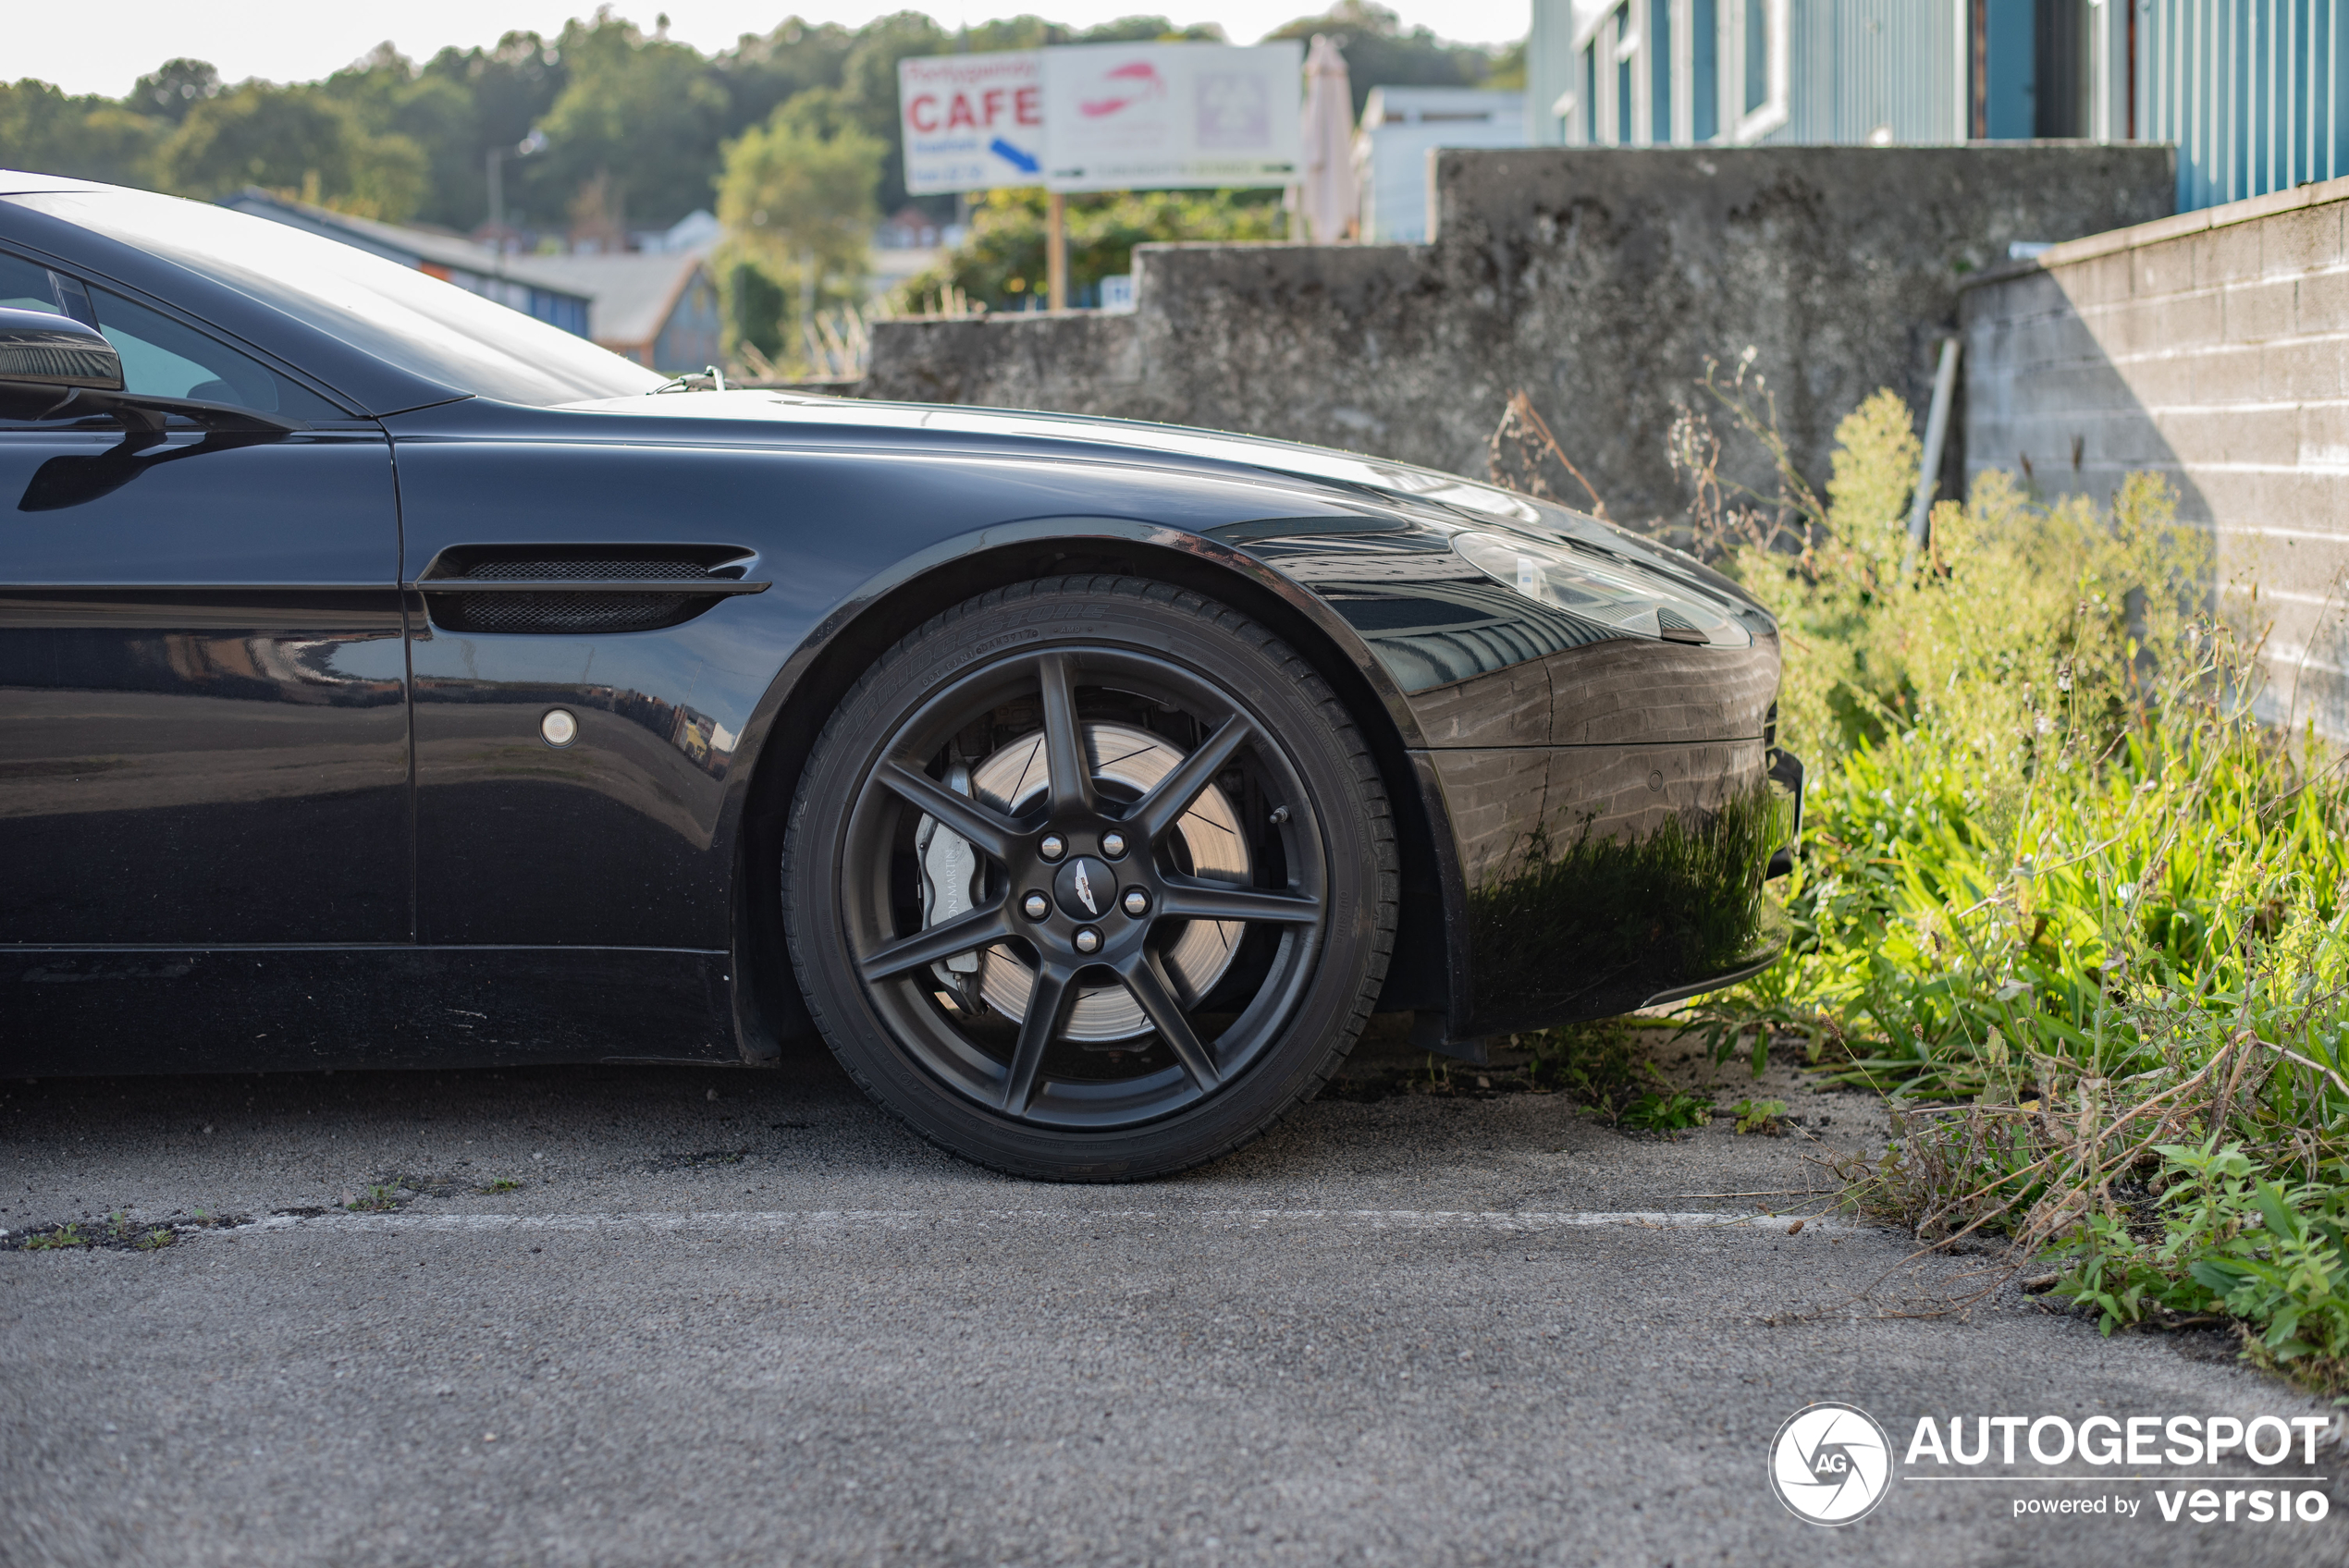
[
  {"left": 1668, "top": 376, "right": 2349, "bottom": 1394},
  {"left": 1619, "top": 1091, "right": 1714, "bottom": 1133},
  {"left": 20, "top": 1223, "right": 87, "bottom": 1251},
  {"left": 1522, "top": 1022, "right": 1715, "bottom": 1133},
  {"left": 1730, "top": 1097, "right": 1791, "bottom": 1135},
  {"left": 477, "top": 1177, "right": 523, "bottom": 1194},
  {"left": 344, "top": 1184, "right": 404, "bottom": 1213}
]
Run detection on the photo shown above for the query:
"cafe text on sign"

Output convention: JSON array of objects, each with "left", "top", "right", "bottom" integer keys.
[{"left": 899, "top": 52, "right": 1045, "bottom": 195}]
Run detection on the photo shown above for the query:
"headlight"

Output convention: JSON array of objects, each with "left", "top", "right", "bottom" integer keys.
[{"left": 1451, "top": 531, "right": 1749, "bottom": 647}]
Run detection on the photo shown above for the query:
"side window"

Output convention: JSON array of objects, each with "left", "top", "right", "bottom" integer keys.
[
  {"left": 0, "top": 253, "right": 72, "bottom": 318},
  {"left": 87, "top": 288, "right": 341, "bottom": 420},
  {"left": 1, "top": 248, "right": 340, "bottom": 421}
]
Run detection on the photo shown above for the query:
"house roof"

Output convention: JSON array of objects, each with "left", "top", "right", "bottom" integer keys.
[
  {"left": 497, "top": 251, "right": 713, "bottom": 347},
  {"left": 221, "top": 190, "right": 717, "bottom": 340},
  {"left": 221, "top": 190, "right": 528, "bottom": 281}
]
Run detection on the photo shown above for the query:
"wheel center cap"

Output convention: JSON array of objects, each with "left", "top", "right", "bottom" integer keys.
[{"left": 1052, "top": 856, "right": 1116, "bottom": 921}]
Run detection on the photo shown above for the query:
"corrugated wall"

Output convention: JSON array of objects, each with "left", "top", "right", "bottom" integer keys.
[
  {"left": 2141, "top": 0, "right": 2349, "bottom": 209},
  {"left": 1776, "top": 0, "right": 1963, "bottom": 144}
]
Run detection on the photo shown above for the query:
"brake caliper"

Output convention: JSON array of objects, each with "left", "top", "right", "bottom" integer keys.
[{"left": 915, "top": 761, "right": 983, "bottom": 988}]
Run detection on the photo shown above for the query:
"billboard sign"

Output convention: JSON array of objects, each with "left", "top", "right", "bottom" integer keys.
[
  {"left": 1040, "top": 42, "right": 1303, "bottom": 192},
  {"left": 898, "top": 52, "right": 1044, "bottom": 194}
]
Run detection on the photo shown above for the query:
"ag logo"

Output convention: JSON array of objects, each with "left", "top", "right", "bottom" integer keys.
[{"left": 1768, "top": 1402, "right": 1894, "bottom": 1525}]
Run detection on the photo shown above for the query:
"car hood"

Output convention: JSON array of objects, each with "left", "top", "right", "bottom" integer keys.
[{"left": 561, "top": 389, "right": 1771, "bottom": 628}]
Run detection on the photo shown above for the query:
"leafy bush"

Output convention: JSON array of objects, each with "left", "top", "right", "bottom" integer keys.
[
  {"left": 1687, "top": 375, "right": 2349, "bottom": 1394},
  {"left": 899, "top": 187, "right": 1285, "bottom": 312}
]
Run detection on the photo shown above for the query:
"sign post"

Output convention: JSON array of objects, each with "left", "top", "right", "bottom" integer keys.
[{"left": 1046, "top": 192, "right": 1068, "bottom": 311}]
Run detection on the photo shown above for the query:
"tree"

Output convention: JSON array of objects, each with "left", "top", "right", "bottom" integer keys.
[
  {"left": 0, "top": 80, "right": 163, "bottom": 186},
  {"left": 1265, "top": 1, "right": 1497, "bottom": 118},
  {"left": 127, "top": 59, "right": 221, "bottom": 124},
  {"left": 417, "top": 31, "right": 569, "bottom": 232},
  {"left": 715, "top": 17, "right": 858, "bottom": 133},
  {"left": 718, "top": 97, "right": 886, "bottom": 288},
  {"left": 833, "top": 11, "right": 953, "bottom": 215},
  {"left": 534, "top": 12, "right": 735, "bottom": 231},
  {"left": 157, "top": 83, "right": 428, "bottom": 222}
]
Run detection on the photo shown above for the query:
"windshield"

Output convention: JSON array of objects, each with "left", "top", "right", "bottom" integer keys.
[{"left": 6, "top": 188, "right": 667, "bottom": 408}]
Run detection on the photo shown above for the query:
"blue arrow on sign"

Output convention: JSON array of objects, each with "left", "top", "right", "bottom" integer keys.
[{"left": 989, "top": 138, "right": 1040, "bottom": 175}]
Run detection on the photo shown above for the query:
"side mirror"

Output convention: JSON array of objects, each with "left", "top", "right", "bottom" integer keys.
[{"left": 0, "top": 306, "right": 123, "bottom": 393}]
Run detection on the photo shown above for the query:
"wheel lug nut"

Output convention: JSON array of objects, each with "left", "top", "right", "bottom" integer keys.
[
  {"left": 1073, "top": 926, "right": 1102, "bottom": 954},
  {"left": 1100, "top": 830, "right": 1127, "bottom": 859},
  {"left": 1021, "top": 891, "right": 1051, "bottom": 922},
  {"left": 1122, "top": 888, "right": 1150, "bottom": 916},
  {"left": 1038, "top": 833, "right": 1066, "bottom": 862}
]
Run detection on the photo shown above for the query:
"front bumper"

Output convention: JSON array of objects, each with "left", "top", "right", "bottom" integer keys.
[{"left": 1416, "top": 738, "right": 1806, "bottom": 1050}]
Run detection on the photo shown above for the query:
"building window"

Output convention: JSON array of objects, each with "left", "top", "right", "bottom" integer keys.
[
  {"left": 1733, "top": 0, "right": 1789, "bottom": 141},
  {"left": 1692, "top": 0, "right": 1719, "bottom": 141},
  {"left": 1650, "top": 0, "right": 1672, "bottom": 141}
]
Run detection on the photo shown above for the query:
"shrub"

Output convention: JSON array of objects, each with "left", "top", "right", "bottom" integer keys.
[{"left": 1687, "top": 377, "right": 2349, "bottom": 1394}]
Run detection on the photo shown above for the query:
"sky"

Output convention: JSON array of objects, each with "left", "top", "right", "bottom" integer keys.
[{"left": 16, "top": 1, "right": 1532, "bottom": 100}]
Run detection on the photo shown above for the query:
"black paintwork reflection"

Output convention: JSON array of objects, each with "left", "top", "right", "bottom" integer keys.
[
  {"left": 410, "top": 613, "right": 769, "bottom": 947},
  {"left": 1, "top": 948, "right": 734, "bottom": 1076},
  {"left": 18, "top": 425, "right": 291, "bottom": 512},
  {"left": 0, "top": 427, "right": 405, "bottom": 944},
  {"left": 0, "top": 611, "right": 408, "bottom": 944},
  {"left": 1458, "top": 778, "right": 1789, "bottom": 1038},
  {"left": 1236, "top": 535, "right": 1629, "bottom": 693}
]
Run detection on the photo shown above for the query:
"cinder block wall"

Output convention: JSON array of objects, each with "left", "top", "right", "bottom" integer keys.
[
  {"left": 865, "top": 146, "right": 2173, "bottom": 525},
  {"left": 1962, "top": 177, "right": 2349, "bottom": 735}
]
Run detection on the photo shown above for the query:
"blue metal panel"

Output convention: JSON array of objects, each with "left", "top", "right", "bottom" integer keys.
[
  {"left": 2142, "top": 0, "right": 2348, "bottom": 211},
  {"left": 1653, "top": 0, "right": 1675, "bottom": 139},
  {"left": 1695, "top": 0, "right": 1721, "bottom": 139}
]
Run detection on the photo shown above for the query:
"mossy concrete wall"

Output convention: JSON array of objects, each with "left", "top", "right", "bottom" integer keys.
[{"left": 863, "top": 144, "right": 2174, "bottom": 522}]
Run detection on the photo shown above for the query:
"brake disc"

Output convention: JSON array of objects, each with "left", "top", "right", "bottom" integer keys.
[{"left": 916, "top": 721, "right": 1250, "bottom": 1041}]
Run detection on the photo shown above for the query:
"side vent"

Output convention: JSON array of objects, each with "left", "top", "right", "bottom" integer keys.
[{"left": 415, "top": 545, "right": 769, "bottom": 635}]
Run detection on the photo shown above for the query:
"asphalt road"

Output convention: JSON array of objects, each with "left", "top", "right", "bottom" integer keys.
[{"left": 4, "top": 1032, "right": 2342, "bottom": 1567}]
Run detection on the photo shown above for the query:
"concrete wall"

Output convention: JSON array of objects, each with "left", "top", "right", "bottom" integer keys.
[
  {"left": 865, "top": 145, "right": 2173, "bottom": 526},
  {"left": 1962, "top": 175, "right": 2349, "bottom": 735}
]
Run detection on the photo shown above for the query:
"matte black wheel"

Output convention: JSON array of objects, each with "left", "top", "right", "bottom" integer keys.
[{"left": 782, "top": 576, "right": 1397, "bottom": 1180}]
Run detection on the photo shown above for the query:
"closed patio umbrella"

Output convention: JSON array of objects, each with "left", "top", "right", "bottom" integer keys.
[{"left": 1298, "top": 34, "right": 1358, "bottom": 244}]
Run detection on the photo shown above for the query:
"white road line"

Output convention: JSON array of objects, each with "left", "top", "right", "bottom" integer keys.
[{"left": 215, "top": 1208, "right": 1850, "bottom": 1238}]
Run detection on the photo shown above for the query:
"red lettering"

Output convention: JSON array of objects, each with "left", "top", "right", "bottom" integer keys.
[
  {"left": 1015, "top": 86, "right": 1040, "bottom": 126},
  {"left": 981, "top": 88, "right": 1006, "bottom": 126},
  {"left": 946, "top": 92, "right": 978, "bottom": 129},
  {"left": 908, "top": 94, "right": 938, "bottom": 133}
]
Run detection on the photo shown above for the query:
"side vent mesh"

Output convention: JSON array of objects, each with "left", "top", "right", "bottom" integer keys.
[{"left": 425, "top": 557, "right": 723, "bottom": 635}]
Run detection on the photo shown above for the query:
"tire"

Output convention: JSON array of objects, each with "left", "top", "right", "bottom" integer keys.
[{"left": 781, "top": 575, "right": 1397, "bottom": 1181}]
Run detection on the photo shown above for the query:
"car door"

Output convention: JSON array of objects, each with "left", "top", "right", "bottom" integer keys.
[{"left": 0, "top": 251, "right": 409, "bottom": 944}]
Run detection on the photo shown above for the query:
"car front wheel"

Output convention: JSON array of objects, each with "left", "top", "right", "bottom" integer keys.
[{"left": 781, "top": 575, "right": 1397, "bottom": 1180}]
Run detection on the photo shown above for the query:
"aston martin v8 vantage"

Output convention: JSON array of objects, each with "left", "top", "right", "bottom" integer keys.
[{"left": 0, "top": 174, "right": 1799, "bottom": 1179}]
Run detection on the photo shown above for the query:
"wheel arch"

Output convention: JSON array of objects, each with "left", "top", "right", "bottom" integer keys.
[{"left": 720, "top": 518, "right": 1460, "bottom": 1064}]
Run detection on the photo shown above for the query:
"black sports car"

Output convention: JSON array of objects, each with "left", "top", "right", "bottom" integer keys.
[{"left": 0, "top": 174, "right": 1799, "bottom": 1179}]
